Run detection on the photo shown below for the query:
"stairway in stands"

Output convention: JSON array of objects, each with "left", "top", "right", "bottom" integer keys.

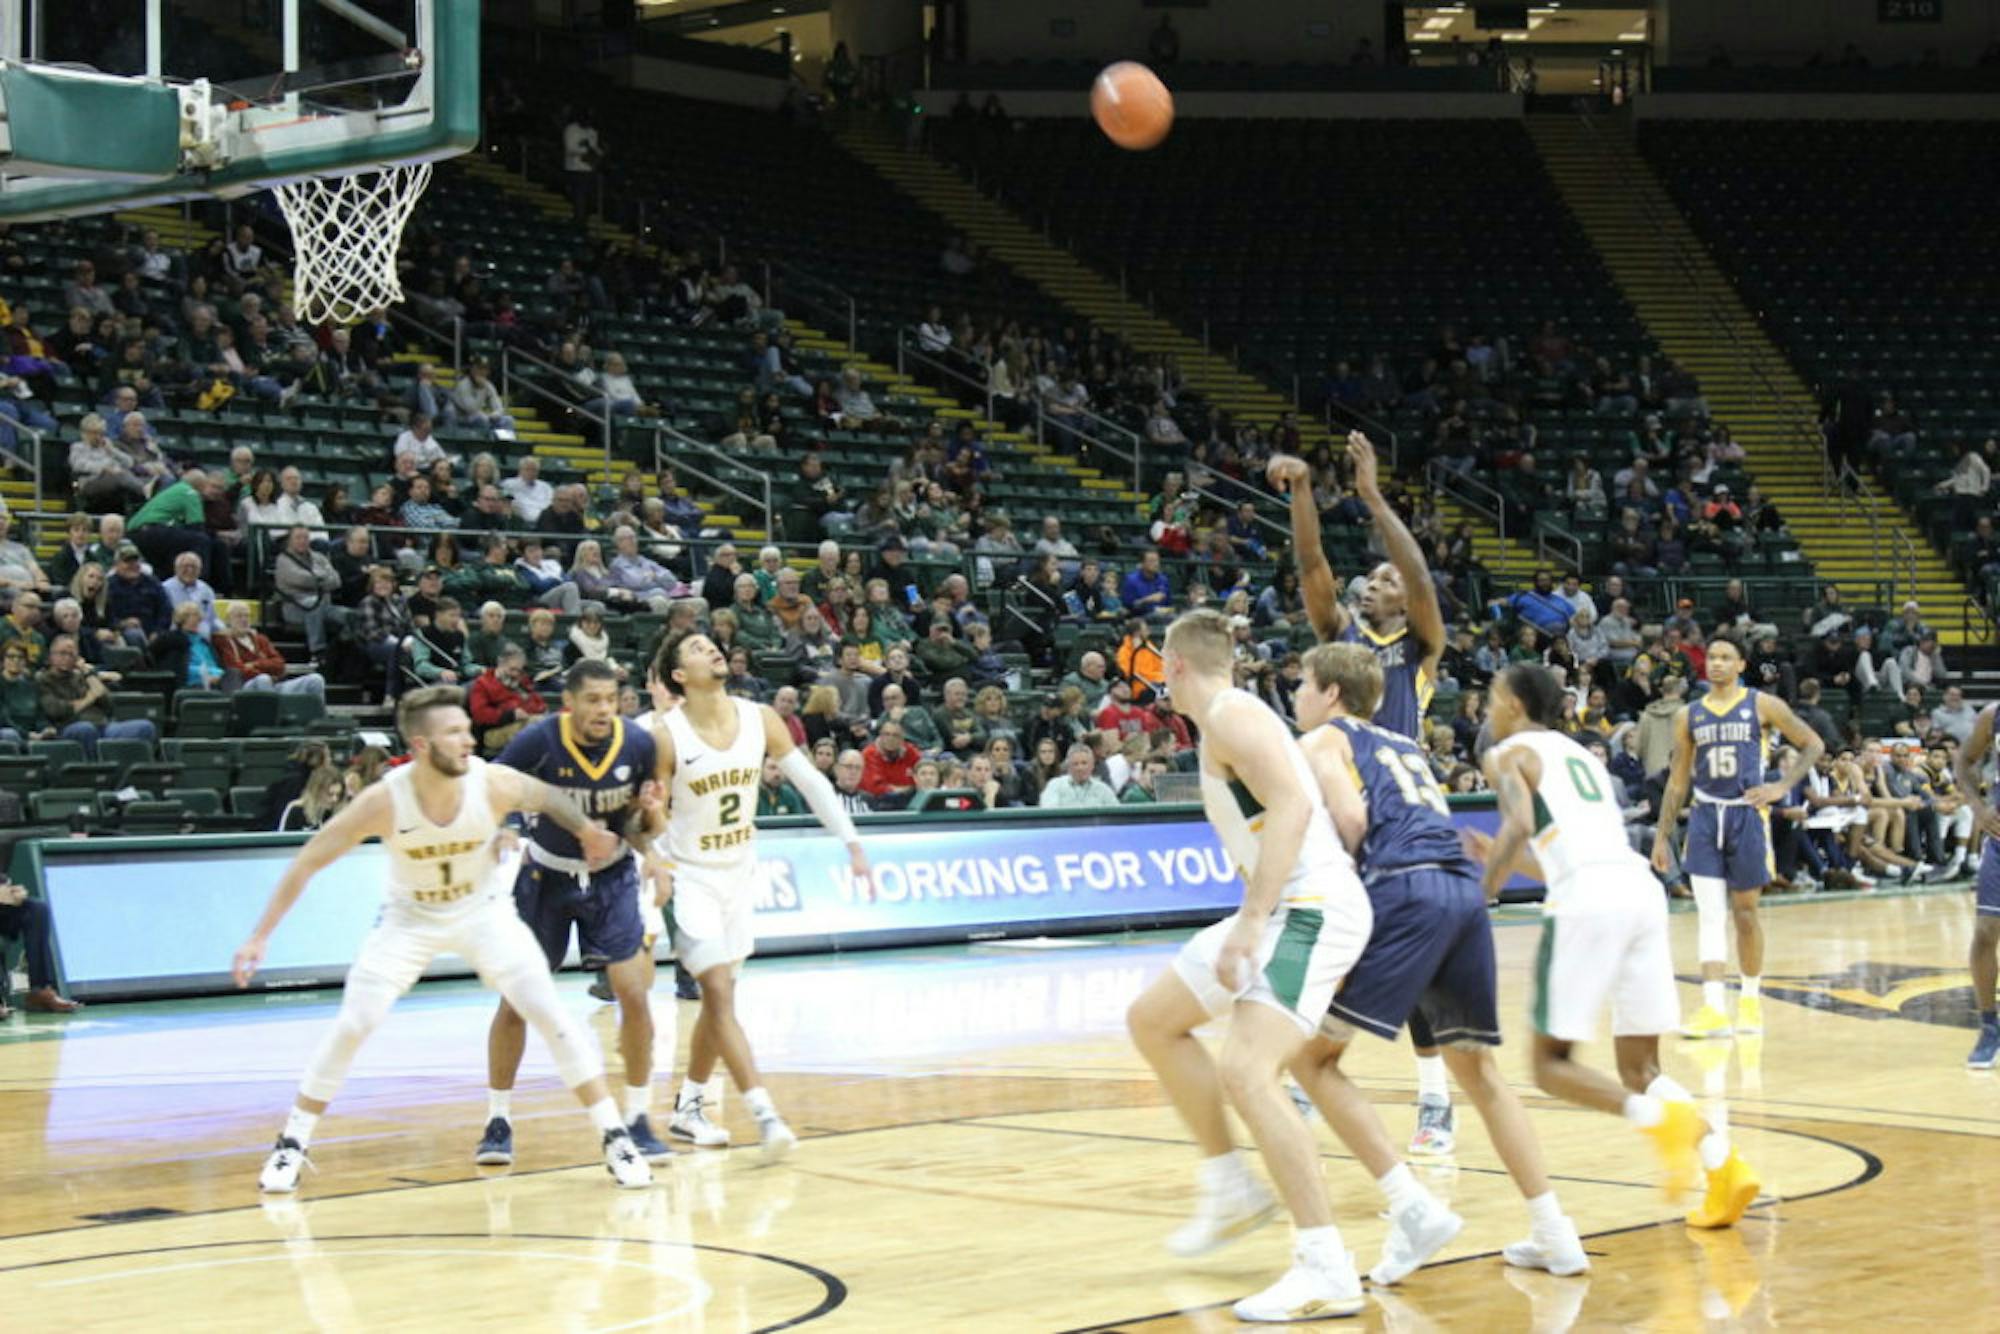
[
  {"left": 1526, "top": 116, "right": 1968, "bottom": 640},
  {"left": 447, "top": 159, "right": 1130, "bottom": 543},
  {"left": 834, "top": 122, "right": 1541, "bottom": 574}
]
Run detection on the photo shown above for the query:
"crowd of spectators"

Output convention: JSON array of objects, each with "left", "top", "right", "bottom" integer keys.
[{"left": 0, "top": 149, "right": 1987, "bottom": 904}]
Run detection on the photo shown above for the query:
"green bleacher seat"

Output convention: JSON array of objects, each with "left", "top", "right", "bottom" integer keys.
[{"left": 30, "top": 789, "right": 98, "bottom": 821}]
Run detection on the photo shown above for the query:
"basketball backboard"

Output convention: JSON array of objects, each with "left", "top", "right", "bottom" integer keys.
[{"left": 0, "top": 0, "right": 476, "bottom": 222}]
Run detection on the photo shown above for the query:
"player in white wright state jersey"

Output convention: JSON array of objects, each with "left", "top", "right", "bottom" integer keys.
[
  {"left": 644, "top": 630, "right": 873, "bottom": 1162},
  {"left": 1125, "top": 609, "right": 1375, "bottom": 1323},
  {"left": 1469, "top": 664, "right": 1761, "bottom": 1230},
  {"left": 232, "top": 686, "right": 654, "bottom": 1192}
]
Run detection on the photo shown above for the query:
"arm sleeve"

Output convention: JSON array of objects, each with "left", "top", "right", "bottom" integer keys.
[{"left": 777, "top": 746, "right": 859, "bottom": 846}]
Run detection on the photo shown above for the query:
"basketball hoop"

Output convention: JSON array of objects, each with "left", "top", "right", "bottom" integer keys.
[{"left": 273, "top": 162, "right": 433, "bottom": 326}]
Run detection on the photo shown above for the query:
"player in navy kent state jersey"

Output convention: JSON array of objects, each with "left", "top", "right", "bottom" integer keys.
[
  {"left": 1270, "top": 430, "right": 1458, "bottom": 1156},
  {"left": 1288, "top": 641, "right": 1589, "bottom": 1284},
  {"left": 1654, "top": 634, "right": 1822, "bottom": 1042},
  {"left": 476, "top": 660, "right": 673, "bottom": 1166}
]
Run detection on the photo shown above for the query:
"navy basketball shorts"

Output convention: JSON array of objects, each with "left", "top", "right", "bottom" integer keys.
[
  {"left": 1978, "top": 836, "right": 2000, "bottom": 918},
  {"left": 1684, "top": 802, "right": 1774, "bottom": 892},
  {"left": 1324, "top": 867, "right": 1502, "bottom": 1047},
  {"left": 512, "top": 855, "right": 647, "bottom": 970}
]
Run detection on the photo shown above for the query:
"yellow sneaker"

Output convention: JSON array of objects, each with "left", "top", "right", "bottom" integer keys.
[
  {"left": 1735, "top": 1034, "right": 1764, "bottom": 1096},
  {"left": 1641, "top": 1100, "right": 1704, "bottom": 1199},
  {"left": 1685, "top": 1150, "right": 1762, "bottom": 1229},
  {"left": 1734, "top": 995, "right": 1764, "bottom": 1035},
  {"left": 1680, "top": 1004, "right": 1734, "bottom": 1040}
]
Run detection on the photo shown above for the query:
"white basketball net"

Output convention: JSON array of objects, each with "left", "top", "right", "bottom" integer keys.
[{"left": 273, "top": 162, "right": 433, "bottom": 326}]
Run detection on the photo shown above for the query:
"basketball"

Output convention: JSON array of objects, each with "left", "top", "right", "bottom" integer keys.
[{"left": 1091, "top": 61, "right": 1173, "bottom": 151}]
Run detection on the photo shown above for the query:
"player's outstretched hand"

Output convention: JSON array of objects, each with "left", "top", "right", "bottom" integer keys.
[
  {"left": 1345, "top": 431, "right": 1381, "bottom": 498},
  {"left": 579, "top": 821, "right": 621, "bottom": 868},
  {"left": 1265, "top": 454, "right": 1309, "bottom": 493},
  {"left": 232, "top": 936, "right": 267, "bottom": 988},
  {"left": 848, "top": 844, "right": 876, "bottom": 904}
]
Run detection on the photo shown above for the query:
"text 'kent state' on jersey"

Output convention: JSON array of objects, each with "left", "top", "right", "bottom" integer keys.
[
  {"left": 1339, "top": 621, "right": 1433, "bottom": 741},
  {"left": 1689, "top": 687, "right": 1764, "bottom": 801},
  {"left": 1329, "top": 717, "right": 1470, "bottom": 877},
  {"left": 497, "top": 713, "right": 656, "bottom": 860}
]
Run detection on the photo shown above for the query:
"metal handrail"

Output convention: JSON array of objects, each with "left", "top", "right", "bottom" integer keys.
[
  {"left": 1426, "top": 460, "right": 1514, "bottom": 577},
  {"left": 761, "top": 257, "right": 858, "bottom": 352},
  {"left": 1965, "top": 595, "right": 1999, "bottom": 646},
  {"left": 0, "top": 417, "right": 46, "bottom": 522},
  {"left": 1536, "top": 522, "right": 1584, "bottom": 575},
  {"left": 1037, "top": 406, "right": 1140, "bottom": 497},
  {"left": 1034, "top": 398, "right": 1146, "bottom": 496},
  {"left": 895, "top": 327, "right": 995, "bottom": 424},
  {"left": 1321, "top": 397, "right": 1404, "bottom": 474},
  {"left": 499, "top": 345, "right": 613, "bottom": 473},
  {"left": 386, "top": 306, "right": 464, "bottom": 376},
  {"left": 1573, "top": 111, "right": 1793, "bottom": 406},
  {"left": 645, "top": 422, "right": 773, "bottom": 538},
  {"left": 1572, "top": 111, "right": 1827, "bottom": 472}
]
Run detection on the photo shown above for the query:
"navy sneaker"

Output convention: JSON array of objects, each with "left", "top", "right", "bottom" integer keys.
[
  {"left": 626, "top": 1113, "right": 675, "bottom": 1164},
  {"left": 587, "top": 971, "right": 614, "bottom": 1004},
  {"left": 474, "top": 1116, "right": 514, "bottom": 1166},
  {"left": 1969, "top": 1023, "right": 2000, "bottom": 1071}
]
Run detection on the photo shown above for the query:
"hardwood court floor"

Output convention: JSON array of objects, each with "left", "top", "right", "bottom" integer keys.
[{"left": 2, "top": 888, "right": 1997, "bottom": 1330}]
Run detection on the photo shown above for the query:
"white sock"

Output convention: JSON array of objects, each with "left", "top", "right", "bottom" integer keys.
[
  {"left": 1698, "top": 1129, "right": 1731, "bottom": 1172},
  {"left": 1702, "top": 979, "right": 1728, "bottom": 1012},
  {"left": 704, "top": 1074, "right": 725, "bottom": 1109},
  {"left": 585, "top": 1097, "right": 623, "bottom": 1135},
  {"left": 1622, "top": 1094, "right": 1665, "bottom": 1128},
  {"left": 1415, "top": 1053, "right": 1449, "bottom": 1103},
  {"left": 678, "top": 1077, "right": 706, "bottom": 1111},
  {"left": 1294, "top": 1223, "right": 1345, "bottom": 1264},
  {"left": 1197, "top": 1149, "right": 1252, "bottom": 1195},
  {"left": 1377, "top": 1162, "right": 1425, "bottom": 1212},
  {"left": 744, "top": 1085, "right": 776, "bottom": 1120},
  {"left": 623, "top": 1083, "right": 650, "bottom": 1121},
  {"left": 1647, "top": 1074, "right": 1693, "bottom": 1104},
  {"left": 283, "top": 1106, "right": 320, "bottom": 1148},
  {"left": 486, "top": 1089, "right": 511, "bottom": 1122},
  {"left": 1525, "top": 1190, "right": 1565, "bottom": 1231},
  {"left": 1740, "top": 976, "right": 1761, "bottom": 1001}
]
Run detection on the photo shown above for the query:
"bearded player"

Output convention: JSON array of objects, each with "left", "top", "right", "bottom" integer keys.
[{"left": 1270, "top": 430, "right": 1456, "bottom": 1156}]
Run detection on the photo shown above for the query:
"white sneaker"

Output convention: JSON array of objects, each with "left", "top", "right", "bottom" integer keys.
[
  {"left": 669, "top": 1099, "right": 732, "bottom": 1148},
  {"left": 1502, "top": 1216, "right": 1591, "bottom": 1277},
  {"left": 1166, "top": 1180, "right": 1278, "bottom": 1258},
  {"left": 259, "top": 1136, "right": 311, "bottom": 1194},
  {"left": 1369, "top": 1194, "right": 1464, "bottom": 1286},
  {"left": 602, "top": 1128, "right": 653, "bottom": 1189},
  {"left": 757, "top": 1114, "right": 798, "bottom": 1165},
  {"left": 1232, "top": 1246, "right": 1366, "bottom": 1322}
]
